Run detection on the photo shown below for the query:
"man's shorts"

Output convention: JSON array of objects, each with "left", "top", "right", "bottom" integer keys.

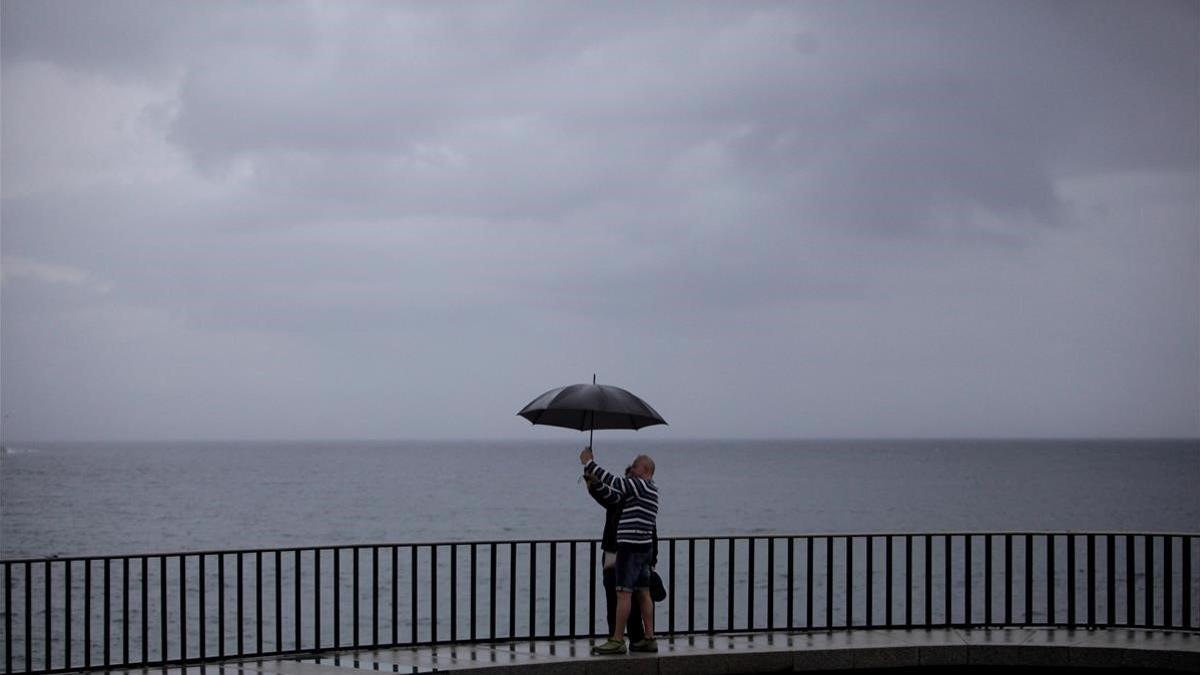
[{"left": 614, "top": 543, "right": 653, "bottom": 593}]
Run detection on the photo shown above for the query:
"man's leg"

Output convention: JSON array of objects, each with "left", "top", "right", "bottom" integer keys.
[
  {"left": 602, "top": 566, "right": 617, "bottom": 638},
  {"left": 626, "top": 589, "right": 645, "bottom": 643},
  {"left": 637, "top": 590, "right": 654, "bottom": 638},
  {"left": 611, "top": 591, "right": 631, "bottom": 642}
]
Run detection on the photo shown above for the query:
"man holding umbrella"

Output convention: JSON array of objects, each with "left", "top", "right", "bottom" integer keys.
[{"left": 580, "top": 447, "right": 659, "bottom": 655}]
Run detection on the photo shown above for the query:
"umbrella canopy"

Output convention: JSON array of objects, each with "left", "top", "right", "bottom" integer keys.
[{"left": 517, "top": 382, "right": 667, "bottom": 435}]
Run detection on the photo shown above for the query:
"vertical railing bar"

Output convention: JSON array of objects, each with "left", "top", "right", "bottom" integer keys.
[
  {"left": 44, "top": 560, "right": 52, "bottom": 671},
  {"left": 1047, "top": 535, "right": 1055, "bottom": 625},
  {"left": 767, "top": 537, "right": 775, "bottom": 631},
  {"left": 690, "top": 538, "right": 697, "bottom": 634},
  {"left": 218, "top": 555, "right": 225, "bottom": 660},
  {"left": 527, "top": 542, "right": 535, "bottom": 639},
  {"left": 904, "top": 535, "right": 912, "bottom": 627},
  {"left": 106, "top": 558, "right": 114, "bottom": 667},
  {"left": 1183, "top": 536, "right": 1192, "bottom": 629},
  {"left": 412, "top": 546, "right": 419, "bottom": 644},
  {"left": 24, "top": 561, "right": 32, "bottom": 672},
  {"left": 197, "top": 555, "right": 204, "bottom": 662},
  {"left": 708, "top": 538, "right": 716, "bottom": 633},
  {"left": 748, "top": 537, "right": 756, "bottom": 630},
  {"left": 85, "top": 560, "right": 93, "bottom": 669},
  {"left": 392, "top": 546, "right": 399, "bottom": 646},
  {"left": 431, "top": 545, "right": 440, "bottom": 642},
  {"left": 354, "top": 547, "right": 361, "bottom": 647},
  {"left": 786, "top": 537, "right": 794, "bottom": 631},
  {"left": 866, "top": 536, "right": 873, "bottom": 628},
  {"left": 806, "top": 537, "right": 814, "bottom": 629},
  {"left": 507, "top": 543, "right": 515, "bottom": 640},
  {"left": 1125, "top": 534, "right": 1135, "bottom": 626},
  {"left": 314, "top": 548, "right": 321, "bottom": 651},
  {"left": 1004, "top": 534, "right": 1013, "bottom": 625},
  {"left": 1164, "top": 536, "right": 1174, "bottom": 628},
  {"left": 1107, "top": 534, "right": 1116, "bottom": 626},
  {"left": 177, "top": 556, "right": 185, "bottom": 663},
  {"left": 924, "top": 535, "right": 932, "bottom": 627},
  {"left": 472, "top": 544, "right": 480, "bottom": 641},
  {"left": 985, "top": 535, "right": 993, "bottom": 626},
  {"left": 65, "top": 560, "right": 73, "bottom": 670},
  {"left": 846, "top": 536, "right": 853, "bottom": 628},
  {"left": 886, "top": 536, "right": 894, "bottom": 627},
  {"left": 728, "top": 538, "right": 736, "bottom": 631},
  {"left": 586, "top": 542, "right": 594, "bottom": 638},
  {"left": 1145, "top": 535, "right": 1154, "bottom": 628},
  {"left": 1068, "top": 535, "right": 1077, "bottom": 627},
  {"left": 490, "top": 543, "right": 499, "bottom": 640},
  {"left": 374, "top": 546, "right": 381, "bottom": 646},
  {"left": 547, "top": 542, "right": 555, "bottom": 639},
  {"left": 1087, "top": 534, "right": 1096, "bottom": 626},
  {"left": 569, "top": 542, "right": 577, "bottom": 638},
  {"left": 159, "top": 557, "right": 167, "bottom": 664},
  {"left": 826, "top": 537, "right": 833, "bottom": 628},
  {"left": 256, "top": 551, "right": 263, "bottom": 655},
  {"left": 4, "top": 563, "right": 11, "bottom": 675},
  {"left": 334, "top": 549, "right": 341, "bottom": 648},
  {"left": 293, "top": 550, "right": 301, "bottom": 651},
  {"left": 274, "top": 551, "right": 281, "bottom": 652},
  {"left": 964, "top": 535, "right": 972, "bottom": 627},
  {"left": 1024, "top": 534, "right": 1032, "bottom": 626},
  {"left": 237, "top": 552, "right": 244, "bottom": 656},
  {"left": 944, "top": 534, "right": 952, "bottom": 627},
  {"left": 669, "top": 539, "right": 676, "bottom": 635},
  {"left": 448, "top": 540, "right": 456, "bottom": 638}
]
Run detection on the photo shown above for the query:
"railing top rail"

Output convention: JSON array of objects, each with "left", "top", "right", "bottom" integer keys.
[{"left": 1, "top": 529, "right": 1196, "bottom": 564}]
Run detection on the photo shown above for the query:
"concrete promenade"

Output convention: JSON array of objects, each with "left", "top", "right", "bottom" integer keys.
[{"left": 102, "top": 628, "right": 1199, "bottom": 674}]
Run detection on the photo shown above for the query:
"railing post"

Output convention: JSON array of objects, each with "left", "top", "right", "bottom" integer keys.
[
  {"left": 1126, "top": 534, "right": 1135, "bottom": 627},
  {"left": 826, "top": 536, "right": 834, "bottom": 628},
  {"left": 547, "top": 542, "right": 555, "bottom": 638},
  {"left": 728, "top": 538, "right": 736, "bottom": 631},
  {"left": 1146, "top": 535, "right": 1155, "bottom": 628},
  {"left": 1107, "top": 535, "right": 1116, "bottom": 627},
  {"left": 786, "top": 537, "right": 794, "bottom": 631},
  {"left": 904, "top": 535, "right": 912, "bottom": 627},
  {"left": 805, "top": 536, "right": 814, "bottom": 629},
  {"left": 334, "top": 549, "right": 341, "bottom": 648},
  {"left": 748, "top": 537, "right": 756, "bottom": 630},
  {"left": 845, "top": 536, "right": 853, "bottom": 628},
  {"left": 1165, "top": 536, "right": 1174, "bottom": 628},
  {"left": 5, "top": 563, "right": 11, "bottom": 675},
  {"left": 472, "top": 544, "right": 480, "bottom": 641},
  {"left": 865, "top": 536, "right": 873, "bottom": 628},
  {"left": 690, "top": 538, "right": 697, "bottom": 633},
  {"left": 568, "top": 541, "right": 576, "bottom": 638},
  {"left": 669, "top": 539, "right": 677, "bottom": 635},
  {"left": 1046, "top": 535, "right": 1055, "bottom": 625},
  {"left": 767, "top": 537, "right": 775, "bottom": 631},
  {"left": 985, "top": 535, "right": 993, "bottom": 626},
  {"left": 1068, "top": 535, "right": 1076, "bottom": 627}
]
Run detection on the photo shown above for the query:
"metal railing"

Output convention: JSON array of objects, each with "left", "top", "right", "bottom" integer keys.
[{"left": 1, "top": 531, "right": 1196, "bottom": 674}]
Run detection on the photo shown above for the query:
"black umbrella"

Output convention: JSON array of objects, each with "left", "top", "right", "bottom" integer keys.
[{"left": 517, "top": 375, "right": 667, "bottom": 448}]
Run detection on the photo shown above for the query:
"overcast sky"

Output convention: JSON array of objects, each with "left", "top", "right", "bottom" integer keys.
[{"left": 1, "top": 1, "right": 1197, "bottom": 442}]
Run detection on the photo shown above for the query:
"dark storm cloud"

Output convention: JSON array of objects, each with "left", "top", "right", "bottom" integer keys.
[{"left": 2, "top": 1, "right": 1196, "bottom": 440}]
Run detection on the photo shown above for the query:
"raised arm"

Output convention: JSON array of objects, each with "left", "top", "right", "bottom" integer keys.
[{"left": 585, "top": 476, "right": 622, "bottom": 508}]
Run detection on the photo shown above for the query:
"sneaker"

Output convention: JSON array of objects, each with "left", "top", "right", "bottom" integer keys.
[
  {"left": 591, "top": 639, "right": 627, "bottom": 655},
  {"left": 630, "top": 638, "right": 659, "bottom": 653}
]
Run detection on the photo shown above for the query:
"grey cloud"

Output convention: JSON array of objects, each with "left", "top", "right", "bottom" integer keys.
[{"left": 2, "top": 1, "right": 1196, "bottom": 441}]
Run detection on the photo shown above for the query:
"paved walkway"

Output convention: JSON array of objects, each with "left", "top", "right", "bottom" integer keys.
[{"left": 111, "top": 629, "right": 1200, "bottom": 674}]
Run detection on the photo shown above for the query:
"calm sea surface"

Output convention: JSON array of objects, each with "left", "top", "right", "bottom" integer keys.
[{"left": 2, "top": 439, "right": 1197, "bottom": 559}]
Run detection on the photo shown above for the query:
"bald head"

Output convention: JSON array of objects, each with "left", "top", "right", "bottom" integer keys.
[{"left": 633, "top": 454, "right": 655, "bottom": 478}]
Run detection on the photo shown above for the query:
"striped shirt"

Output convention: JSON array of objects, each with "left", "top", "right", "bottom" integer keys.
[{"left": 583, "top": 459, "right": 659, "bottom": 546}]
